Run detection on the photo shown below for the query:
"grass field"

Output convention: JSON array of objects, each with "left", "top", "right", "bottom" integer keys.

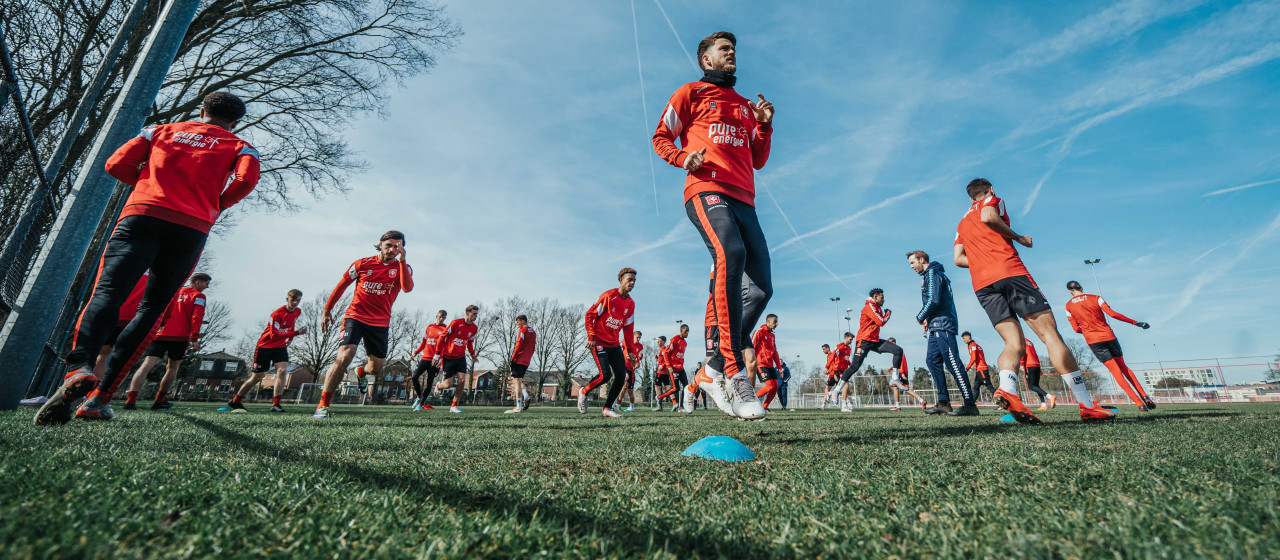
[{"left": 2, "top": 402, "right": 1278, "bottom": 559}]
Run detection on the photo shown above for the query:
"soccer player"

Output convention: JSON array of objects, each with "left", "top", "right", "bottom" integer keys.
[
  {"left": 908, "top": 250, "right": 978, "bottom": 416},
  {"left": 885, "top": 337, "right": 926, "bottom": 411},
  {"left": 227, "top": 289, "right": 308, "bottom": 413},
  {"left": 667, "top": 323, "right": 694, "bottom": 412},
  {"left": 1064, "top": 281, "right": 1155, "bottom": 410},
  {"left": 653, "top": 31, "right": 773, "bottom": 420},
  {"left": 819, "top": 338, "right": 851, "bottom": 410},
  {"left": 776, "top": 362, "right": 792, "bottom": 409},
  {"left": 93, "top": 272, "right": 149, "bottom": 379},
  {"left": 574, "top": 268, "right": 637, "bottom": 418},
  {"left": 124, "top": 273, "right": 210, "bottom": 410},
  {"left": 36, "top": 92, "right": 259, "bottom": 425},
  {"left": 313, "top": 231, "right": 414, "bottom": 419},
  {"left": 506, "top": 314, "right": 537, "bottom": 414},
  {"left": 953, "top": 178, "right": 1114, "bottom": 423},
  {"left": 831, "top": 290, "right": 906, "bottom": 413},
  {"left": 410, "top": 310, "right": 448, "bottom": 411},
  {"left": 1021, "top": 338, "right": 1054, "bottom": 411},
  {"left": 621, "top": 330, "right": 644, "bottom": 412},
  {"left": 651, "top": 336, "right": 672, "bottom": 411},
  {"left": 433, "top": 305, "right": 480, "bottom": 414},
  {"left": 962, "top": 332, "right": 996, "bottom": 402},
  {"left": 751, "top": 314, "right": 784, "bottom": 411}
]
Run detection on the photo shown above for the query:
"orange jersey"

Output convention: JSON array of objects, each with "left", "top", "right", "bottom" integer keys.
[
  {"left": 437, "top": 319, "right": 478, "bottom": 360},
  {"left": 857, "top": 298, "right": 891, "bottom": 343},
  {"left": 656, "top": 343, "right": 670, "bottom": 372},
  {"left": 625, "top": 341, "right": 645, "bottom": 371},
  {"left": 824, "top": 351, "right": 838, "bottom": 376},
  {"left": 751, "top": 325, "right": 780, "bottom": 369},
  {"left": 155, "top": 287, "right": 205, "bottom": 341},
  {"left": 413, "top": 323, "right": 448, "bottom": 359},
  {"left": 653, "top": 81, "right": 773, "bottom": 206},
  {"left": 1021, "top": 338, "right": 1041, "bottom": 369},
  {"left": 105, "top": 121, "right": 260, "bottom": 234},
  {"left": 1064, "top": 293, "right": 1138, "bottom": 344},
  {"left": 511, "top": 325, "right": 537, "bottom": 366},
  {"left": 256, "top": 305, "right": 303, "bottom": 349},
  {"left": 954, "top": 195, "right": 1032, "bottom": 291},
  {"left": 326, "top": 256, "right": 413, "bottom": 328},
  {"left": 668, "top": 335, "right": 688, "bottom": 370},
  {"left": 585, "top": 288, "right": 635, "bottom": 350},
  {"left": 834, "top": 342, "right": 852, "bottom": 372},
  {"left": 966, "top": 341, "right": 988, "bottom": 371}
]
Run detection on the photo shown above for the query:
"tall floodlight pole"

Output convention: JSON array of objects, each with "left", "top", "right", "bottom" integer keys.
[
  {"left": 1084, "top": 259, "right": 1103, "bottom": 296},
  {"left": 829, "top": 297, "right": 841, "bottom": 340}
]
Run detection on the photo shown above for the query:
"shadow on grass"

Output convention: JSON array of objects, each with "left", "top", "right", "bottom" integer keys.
[{"left": 174, "top": 413, "right": 756, "bottom": 557}]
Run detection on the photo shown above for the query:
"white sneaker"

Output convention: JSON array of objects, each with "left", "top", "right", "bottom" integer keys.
[
  {"left": 312, "top": 407, "right": 330, "bottom": 419},
  {"left": 729, "top": 376, "right": 766, "bottom": 419},
  {"left": 450, "top": 406, "right": 463, "bottom": 413},
  {"left": 681, "top": 387, "right": 697, "bottom": 413},
  {"left": 504, "top": 408, "right": 520, "bottom": 414},
  {"left": 577, "top": 392, "right": 588, "bottom": 414},
  {"left": 696, "top": 365, "right": 735, "bottom": 417},
  {"left": 841, "top": 401, "right": 853, "bottom": 413},
  {"left": 601, "top": 408, "right": 620, "bottom": 418},
  {"left": 818, "top": 399, "right": 827, "bottom": 410}
]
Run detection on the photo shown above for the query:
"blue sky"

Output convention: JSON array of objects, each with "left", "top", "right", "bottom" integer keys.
[{"left": 208, "top": 0, "right": 1280, "bottom": 382}]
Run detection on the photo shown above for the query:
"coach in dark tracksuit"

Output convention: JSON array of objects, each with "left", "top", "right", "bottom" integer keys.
[{"left": 908, "top": 250, "right": 978, "bottom": 416}]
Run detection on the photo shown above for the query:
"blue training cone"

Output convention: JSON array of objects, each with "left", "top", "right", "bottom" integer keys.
[
  {"left": 999, "top": 413, "right": 1016, "bottom": 422},
  {"left": 682, "top": 436, "right": 756, "bottom": 462}
]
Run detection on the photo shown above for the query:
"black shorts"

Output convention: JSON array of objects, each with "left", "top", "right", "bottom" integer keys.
[
  {"left": 252, "top": 346, "right": 289, "bottom": 373},
  {"left": 510, "top": 362, "right": 529, "bottom": 378},
  {"left": 672, "top": 368, "right": 688, "bottom": 385},
  {"left": 655, "top": 371, "right": 673, "bottom": 386},
  {"left": 1026, "top": 366, "right": 1042, "bottom": 379},
  {"left": 826, "top": 375, "right": 837, "bottom": 387},
  {"left": 414, "top": 359, "right": 437, "bottom": 376},
  {"left": 974, "top": 275, "right": 1051, "bottom": 325},
  {"left": 338, "top": 318, "right": 389, "bottom": 359},
  {"left": 1088, "top": 339, "right": 1124, "bottom": 363},
  {"left": 103, "top": 324, "right": 127, "bottom": 347},
  {"left": 144, "top": 339, "right": 189, "bottom": 360},
  {"left": 759, "top": 366, "right": 778, "bottom": 381},
  {"left": 441, "top": 356, "right": 468, "bottom": 378}
]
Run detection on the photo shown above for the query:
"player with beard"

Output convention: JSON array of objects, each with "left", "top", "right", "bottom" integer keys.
[{"left": 654, "top": 31, "right": 774, "bottom": 420}]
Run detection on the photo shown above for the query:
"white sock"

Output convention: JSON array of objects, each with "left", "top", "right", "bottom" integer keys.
[
  {"left": 999, "top": 370, "right": 1019, "bottom": 393},
  {"left": 1067, "top": 371, "right": 1093, "bottom": 404},
  {"left": 831, "top": 379, "right": 847, "bottom": 397},
  {"left": 521, "top": 388, "right": 529, "bottom": 400}
]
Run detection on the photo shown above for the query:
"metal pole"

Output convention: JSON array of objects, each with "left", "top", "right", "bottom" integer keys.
[
  {"left": 0, "top": 0, "right": 202, "bottom": 410},
  {"left": 1214, "top": 358, "right": 1230, "bottom": 403},
  {"left": 0, "top": 0, "right": 151, "bottom": 289}
]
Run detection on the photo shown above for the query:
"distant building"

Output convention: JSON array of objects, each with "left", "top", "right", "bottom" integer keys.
[
  {"left": 178, "top": 351, "right": 248, "bottom": 396},
  {"left": 1141, "top": 366, "right": 1222, "bottom": 388},
  {"left": 256, "top": 363, "right": 315, "bottom": 391}
]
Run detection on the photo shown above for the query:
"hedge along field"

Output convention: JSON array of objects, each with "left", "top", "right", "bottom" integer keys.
[{"left": 2, "top": 403, "right": 1278, "bottom": 559}]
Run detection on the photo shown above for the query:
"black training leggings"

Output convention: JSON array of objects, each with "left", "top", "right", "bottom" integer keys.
[
  {"left": 1024, "top": 366, "right": 1048, "bottom": 399},
  {"left": 686, "top": 191, "right": 772, "bottom": 377},
  {"left": 583, "top": 345, "right": 627, "bottom": 409},
  {"left": 412, "top": 359, "right": 437, "bottom": 397},
  {"left": 68, "top": 216, "right": 206, "bottom": 395},
  {"left": 971, "top": 369, "right": 996, "bottom": 399},
  {"left": 841, "top": 339, "right": 904, "bottom": 382}
]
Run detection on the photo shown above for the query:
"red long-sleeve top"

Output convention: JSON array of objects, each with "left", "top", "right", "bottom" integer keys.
[
  {"left": 585, "top": 288, "right": 635, "bottom": 356},
  {"left": 510, "top": 324, "right": 537, "bottom": 366},
  {"left": 155, "top": 287, "right": 205, "bottom": 342},
  {"left": 967, "top": 341, "right": 988, "bottom": 371},
  {"left": 857, "top": 298, "right": 891, "bottom": 343},
  {"left": 1065, "top": 293, "right": 1139, "bottom": 344},
  {"left": 325, "top": 255, "right": 413, "bottom": 328},
  {"left": 652, "top": 81, "right": 772, "bottom": 206}
]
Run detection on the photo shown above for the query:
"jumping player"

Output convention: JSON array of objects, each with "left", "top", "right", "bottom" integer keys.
[
  {"left": 227, "top": 289, "right": 308, "bottom": 413},
  {"left": 751, "top": 314, "right": 784, "bottom": 411},
  {"left": 505, "top": 314, "right": 537, "bottom": 413},
  {"left": 962, "top": 332, "right": 996, "bottom": 402},
  {"left": 832, "top": 290, "right": 905, "bottom": 413},
  {"left": 36, "top": 92, "right": 259, "bottom": 425},
  {"left": 433, "top": 305, "right": 480, "bottom": 414},
  {"left": 313, "top": 230, "right": 414, "bottom": 419},
  {"left": 1021, "top": 338, "right": 1054, "bottom": 410},
  {"left": 953, "top": 178, "right": 1114, "bottom": 423},
  {"left": 410, "top": 310, "right": 448, "bottom": 411},
  {"left": 651, "top": 336, "right": 672, "bottom": 411},
  {"left": 820, "top": 338, "right": 852, "bottom": 410},
  {"left": 124, "top": 273, "right": 210, "bottom": 410},
  {"left": 885, "top": 337, "right": 926, "bottom": 411},
  {"left": 653, "top": 31, "right": 773, "bottom": 420},
  {"left": 1064, "top": 281, "right": 1155, "bottom": 410},
  {"left": 574, "top": 268, "right": 637, "bottom": 418},
  {"left": 621, "top": 330, "right": 644, "bottom": 412},
  {"left": 908, "top": 250, "right": 978, "bottom": 416}
]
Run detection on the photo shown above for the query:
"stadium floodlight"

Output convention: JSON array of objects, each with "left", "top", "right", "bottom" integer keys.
[
  {"left": 1084, "top": 258, "right": 1103, "bottom": 295},
  {"left": 829, "top": 297, "right": 841, "bottom": 340}
]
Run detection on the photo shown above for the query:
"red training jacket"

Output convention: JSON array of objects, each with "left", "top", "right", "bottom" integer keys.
[
  {"left": 436, "top": 318, "right": 478, "bottom": 360},
  {"left": 857, "top": 297, "right": 891, "bottom": 343},
  {"left": 256, "top": 305, "right": 302, "bottom": 349},
  {"left": 751, "top": 324, "right": 780, "bottom": 369},
  {"left": 652, "top": 81, "right": 772, "bottom": 206},
  {"left": 584, "top": 288, "right": 635, "bottom": 351},
  {"left": 511, "top": 324, "right": 537, "bottom": 366},
  {"left": 1064, "top": 293, "right": 1138, "bottom": 344},
  {"left": 155, "top": 286, "right": 205, "bottom": 341},
  {"left": 326, "top": 255, "right": 413, "bottom": 328}
]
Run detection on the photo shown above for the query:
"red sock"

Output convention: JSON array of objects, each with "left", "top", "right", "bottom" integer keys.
[
  {"left": 272, "top": 395, "right": 282, "bottom": 406},
  {"left": 756, "top": 380, "right": 778, "bottom": 408},
  {"left": 1114, "top": 357, "right": 1149, "bottom": 398},
  {"left": 451, "top": 396, "right": 458, "bottom": 407},
  {"left": 126, "top": 391, "right": 138, "bottom": 405},
  {"left": 1103, "top": 359, "right": 1143, "bottom": 406},
  {"left": 232, "top": 394, "right": 242, "bottom": 405},
  {"left": 154, "top": 393, "right": 166, "bottom": 404},
  {"left": 319, "top": 391, "right": 333, "bottom": 408},
  {"left": 356, "top": 366, "right": 365, "bottom": 378}
]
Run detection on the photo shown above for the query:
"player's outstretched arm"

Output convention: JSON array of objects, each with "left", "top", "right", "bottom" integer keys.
[{"left": 1099, "top": 299, "right": 1142, "bottom": 327}]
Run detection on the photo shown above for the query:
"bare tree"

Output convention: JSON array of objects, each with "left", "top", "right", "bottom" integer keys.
[
  {"left": 231, "top": 328, "right": 259, "bottom": 363},
  {"left": 526, "top": 297, "right": 558, "bottom": 400},
  {"left": 551, "top": 303, "right": 589, "bottom": 399},
  {"left": 197, "top": 300, "right": 234, "bottom": 351},
  {"left": 1063, "top": 336, "right": 1105, "bottom": 393},
  {"left": 292, "top": 292, "right": 348, "bottom": 384},
  {"left": 797, "top": 364, "right": 827, "bottom": 395},
  {"left": 387, "top": 308, "right": 427, "bottom": 363}
]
